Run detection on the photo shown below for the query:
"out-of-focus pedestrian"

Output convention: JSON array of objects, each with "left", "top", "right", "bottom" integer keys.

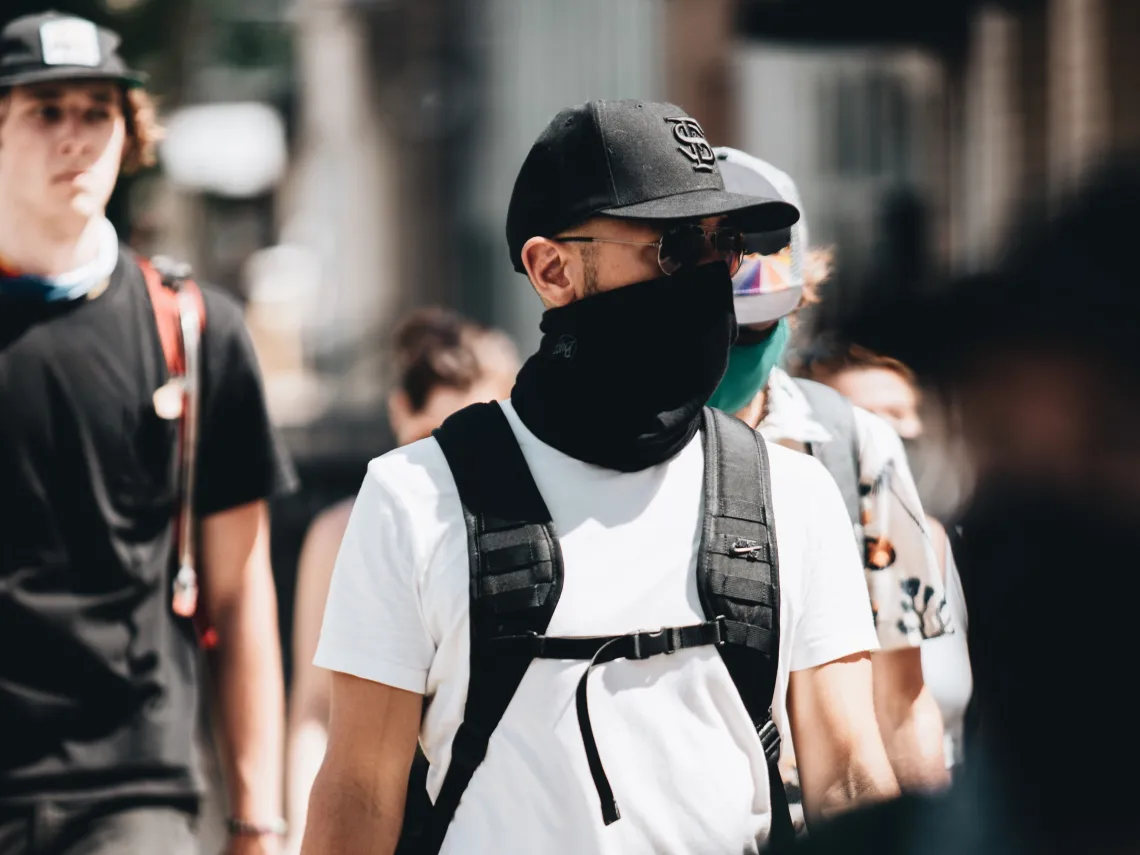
[
  {"left": 770, "top": 156, "right": 1140, "bottom": 855},
  {"left": 301, "top": 99, "right": 896, "bottom": 855},
  {"left": 800, "top": 344, "right": 972, "bottom": 773},
  {"left": 285, "top": 307, "right": 519, "bottom": 855},
  {"left": 0, "top": 12, "right": 296, "bottom": 855},
  {"left": 709, "top": 147, "right": 951, "bottom": 796}
]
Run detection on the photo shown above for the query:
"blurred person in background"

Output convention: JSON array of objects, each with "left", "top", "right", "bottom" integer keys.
[
  {"left": 799, "top": 345, "right": 972, "bottom": 774},
  {"left": 285, "top": 307, "right": 519, "bottom": 854},
  {"left": 302, "top": 99, "right": 897, "bottom": 855},
  {"left": 770, "top": 156, "right": 1140, "bottom": 855},
  {"left": 0, "top": 12, "right": 295, "bottom": 855},
  {"left": 710, "top": 147, "right": 950, "bottom": 796}
]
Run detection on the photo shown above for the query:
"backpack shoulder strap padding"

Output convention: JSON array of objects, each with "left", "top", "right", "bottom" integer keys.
[
  {"left": 698, "top": 406, "right": 780, "bottom": 681},
  {"left": 699, "top": 407, "right": 795, "bottom": 847},
  {"left": 424, "top": 402, "right": 564, "bottom": 852},
  {"left": 793, "top": 377, "right": 861, "bottom": 527}
]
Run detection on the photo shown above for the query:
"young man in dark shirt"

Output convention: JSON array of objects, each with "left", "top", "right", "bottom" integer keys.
[{"left": 0, "top": 12, "right": 297, "bottom": 855}]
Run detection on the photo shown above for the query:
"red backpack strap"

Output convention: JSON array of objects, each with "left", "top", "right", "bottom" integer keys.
[
  {"left": 139, "top": 257, "right": 206, "bottom": 374},
  {"left": 139, "top": 256, "right": 216, "bottom": 649}
]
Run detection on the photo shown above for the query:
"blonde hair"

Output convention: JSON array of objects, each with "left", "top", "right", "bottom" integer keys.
[{"left": 798, "top": 246, "right": 834, "bottom": 309}]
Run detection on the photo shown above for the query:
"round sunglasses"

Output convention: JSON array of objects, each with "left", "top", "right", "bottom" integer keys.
[{"left": 554, "top": 223, "right": 746, "bottom": 276}]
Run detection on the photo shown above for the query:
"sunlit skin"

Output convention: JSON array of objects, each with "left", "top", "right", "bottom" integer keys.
[
  {"left": 827, "top": 367, "right": 923, "bottom": 440},
  {"left": 0, "top": 81, "right": 125, "bottom": 275}
]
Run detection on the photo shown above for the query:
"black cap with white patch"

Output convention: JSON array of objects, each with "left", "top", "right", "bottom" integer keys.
[{"left": 0, "top": 11, "right": 146, "bottom": 89}]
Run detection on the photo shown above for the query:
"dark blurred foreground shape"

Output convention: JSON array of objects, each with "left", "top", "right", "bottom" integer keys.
[{"left": 769, "top": 156, "right": 1140, "bottom": 855}]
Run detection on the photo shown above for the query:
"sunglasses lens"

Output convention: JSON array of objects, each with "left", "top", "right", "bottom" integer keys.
[
  {"left": 715, "top": 230, "right": 745, "bottom": 275},
  {"left": 659, "top": 226, "right": 745, "bottom": 276},
  {"left": 658, "top": 224, "right": 705, "bottom": 275}
]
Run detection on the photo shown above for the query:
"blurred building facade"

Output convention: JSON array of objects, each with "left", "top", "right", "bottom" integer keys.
[{"left": 37, "top": 0, "right": 1137, "bottom": 688}]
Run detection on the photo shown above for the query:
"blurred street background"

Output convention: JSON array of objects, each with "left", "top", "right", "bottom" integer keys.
[{"left": 7, "top": 0, "right": 1137, "bottom": 841}]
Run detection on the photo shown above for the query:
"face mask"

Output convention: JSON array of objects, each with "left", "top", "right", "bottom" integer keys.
[
  {"left": 706, "top": 317, "right": 790, "bottom": 414},
  {"left": 511, "top": 262, "right": 736, "bottom": 472}
]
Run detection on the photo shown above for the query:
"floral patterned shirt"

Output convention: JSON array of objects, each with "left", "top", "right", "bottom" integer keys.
[{"left": 761, "top": 368, "right": 951, "bottom": 650}]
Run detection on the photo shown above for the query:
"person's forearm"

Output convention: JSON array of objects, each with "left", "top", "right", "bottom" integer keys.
[
  {"left": 209, "top": 580, "right": 286, "bottom": 823},
  {"left": 301, "top": 771, "right": 403, "bottom": 855},
  {"left": 284, "top": 713, "right": 328, "bottom": 853},
  {"left": 876, "top": 684, "right": 950, "bottom": 792},
  {"left": 803, "top": 751, "right": 899, "bottom": 827}
]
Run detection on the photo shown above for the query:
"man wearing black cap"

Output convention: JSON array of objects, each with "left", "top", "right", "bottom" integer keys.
[
  {"left": 0, "top": 12, "right": 295, "bottom": 855},
  {"left": 304, "top": 100, "right": 897, "bottom": 855}
]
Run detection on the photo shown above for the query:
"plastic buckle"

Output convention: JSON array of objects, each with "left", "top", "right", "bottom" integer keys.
[{"left": 631, "top": 627, "right": 676, "bottom": 660}]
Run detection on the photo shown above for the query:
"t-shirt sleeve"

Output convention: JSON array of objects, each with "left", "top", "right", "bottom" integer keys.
[
  {"left": 789, "top": 457, "right": 880, "bottom": 673},
  {"left": 313, "top": 467, "right": 436, "bottom": 693},
  {"left": 194, "top": 287, "right": 298, "bottom": 515},
  {"left": 853, "top": 408, "right": 951, "bottom": 649}
]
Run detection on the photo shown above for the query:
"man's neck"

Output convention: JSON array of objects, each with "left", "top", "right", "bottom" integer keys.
[{"left": 0, "top": 210, "right": 105, "bottom": 278}]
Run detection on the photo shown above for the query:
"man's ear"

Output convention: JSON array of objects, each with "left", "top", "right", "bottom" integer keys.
[{"left": 521, "top": 237, "right": 576, "bottom": 308}]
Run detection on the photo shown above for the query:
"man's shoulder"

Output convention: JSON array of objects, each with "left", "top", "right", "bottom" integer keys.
[{"left": 366, "top": 435, "right": 460, "bottom": 514}]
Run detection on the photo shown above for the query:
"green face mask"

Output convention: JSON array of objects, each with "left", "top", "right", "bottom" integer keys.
[{"left": 707, "top": 317, "right": 791, "bottom": 414}]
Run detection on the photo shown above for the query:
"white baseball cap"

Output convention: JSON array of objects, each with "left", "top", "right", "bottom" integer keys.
[{"left": 714, "top": 147, "right": 809, "bottom": 326}]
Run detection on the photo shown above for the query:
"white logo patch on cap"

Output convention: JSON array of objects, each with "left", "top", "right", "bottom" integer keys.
[{"left": 40, "top": 18, "right": 102, "bottom": 68}]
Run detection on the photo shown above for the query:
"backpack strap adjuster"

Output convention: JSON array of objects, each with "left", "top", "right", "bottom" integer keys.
[{"left": 712, "top": 614, "right": 728, "bottom": 646}]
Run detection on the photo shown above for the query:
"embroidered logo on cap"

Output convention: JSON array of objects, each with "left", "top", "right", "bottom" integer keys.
[
  {"left": 665, "top": 117, "right": 716, "bottom": 172},
  {"left": 40, "top": 18, "right": 102, "bottom": 68}
]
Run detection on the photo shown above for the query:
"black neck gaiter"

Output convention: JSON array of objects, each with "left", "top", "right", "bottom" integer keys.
[{"left": 511, "top": 262, "right": 737, "bottom": 472}]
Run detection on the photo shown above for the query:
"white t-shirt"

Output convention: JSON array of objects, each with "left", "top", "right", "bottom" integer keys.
[{"left": 315, "top": 400, "right": 878, "bottom": 855}]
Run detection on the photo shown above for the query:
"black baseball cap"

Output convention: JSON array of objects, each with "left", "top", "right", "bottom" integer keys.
[
  {"left": 506, "top": 99, "right": 800, "bottom": 273},
  {"left": 0, "top": 11, "right": 146, "bottom": 89}
]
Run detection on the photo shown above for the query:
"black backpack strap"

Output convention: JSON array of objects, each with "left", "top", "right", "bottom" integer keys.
[
  {"left": 697, "top": 407, "right": 795, "bottom": 847},
  {"left": 422, "top": 403, "right": 564, "bottom": 854}
]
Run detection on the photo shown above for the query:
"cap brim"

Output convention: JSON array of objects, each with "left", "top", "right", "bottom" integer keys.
[
  {"left": 734, "top": 286, "right": 803, "bottom": 325},
  {"left": 0, "top": 67, "right": 147, "bottom": 89},
  {"left": 599, "top": 188, "right": 800, "bottom": 232}
]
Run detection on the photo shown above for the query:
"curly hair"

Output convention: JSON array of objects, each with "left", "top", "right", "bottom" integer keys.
[
  {"left": 121, "top": 87, "right": 163, "bottom": 174},
  {"left": 0, "top": 83, "right": 163, "bottom": 175}
]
